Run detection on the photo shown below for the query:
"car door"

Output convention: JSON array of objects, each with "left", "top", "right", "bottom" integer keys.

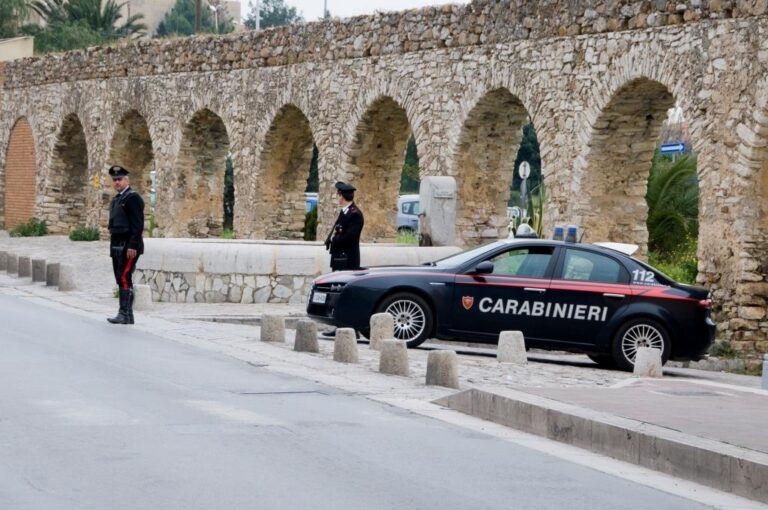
[
  {"left": 538, "top": 247, "right": 632, "bottom": 348},
  {"left": 449, "top": 245, "right": 557, "bottom": 342}
]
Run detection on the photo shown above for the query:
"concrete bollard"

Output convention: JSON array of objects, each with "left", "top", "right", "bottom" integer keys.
[
  {"left": 426, "top": 350, "right": 460, "bottom": 389},
  {"left": 46, "top": 262, "right": 60, "bottom": 286},
  {"left": 0, "top": 251, "right": 7, "bottom": 271},
  {"left": 333, "top": 328, "right": 359, "bottom": 363},
  {"left": 17, "top": 256, "right": 31, "bottom": 278},
  {"left": 58, "top": 264, "right": 77, "bottom": 291},
  {"left": 132, "top": 284, "right": 153, "bottom": 311},
  {"left": 497, "top": 331, "right": 527, "bottom": 364},
  {"left": 294, "top": 319, "right": 319, "bottom": 353},
  {"left": 379, "top": 339, "right": 409, "bottom": 376},
  {"left": 260, "top": 314, "right": 286, "bottom": 343},
  {"left": 633, "top": 347, "right": 663, "bottom": 378},
  {"left": 762, "top": 354, "right": 768, "bottom": 390},
  {"left": 6, "top": 253, "right": 19, "bottom": 275},
  {"left": 31, "top": 259, "right": 47, "bottom": 282},
  {"left": 369, "top": 313, "right": 394, "bottom": 350}
]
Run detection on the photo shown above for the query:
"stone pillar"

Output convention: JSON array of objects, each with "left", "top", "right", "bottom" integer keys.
[
  {"left": 58, "top": 264, "right": 76, "bottom": 291},
  {"left": 31, "top": 259, "right": 46, "bottom": 282},
  {"left": 260, "top": 315, "right": 286, "bottom": 343},
  {"left": 46, "top": 262, "right": 60, "bottom": 286},
  {"left": 369, "top": 313, "right": 394, "bottom": 351},
  {"left": 133, "top": 284, "right": 153, "bottom": 310},
  {"left": 294, "top": 319, "right": 319, "bottom": 353},
  {"left": 333, "top": 328, "right": 358, "bottom": 363},
  {"left": 379, "top": 339, "right": 409, "bottom": 376},
  {"left": 497, "top": 331, "right": 527, "bottom": 364},
  {"left": 419, "top": 176, "right": 456, "bottom": 247},
  {"left": 0, "top": 251, "right": 7, "bottom": 271},
  {"left": 426, "top": 350, "right": 459, "bottom": 389},
  {"left": 6, "top": 253, "right": 18, "bottom": 275},
  {"left": 633, "top": 347, "right": 663, "bottom": 378},
  {"left": 17, "top": 256, "right": 31, "bottom": 278}
]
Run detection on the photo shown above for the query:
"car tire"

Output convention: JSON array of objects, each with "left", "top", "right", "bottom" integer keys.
[
  {"left": 375, "top": 292, "right": 434, "bottom": 348},
  {"left": 587, "top": 354, "right": 616, "bottom": 368},
  {"left": 611, "top": 318, "right": 671, "bottom": 372}
]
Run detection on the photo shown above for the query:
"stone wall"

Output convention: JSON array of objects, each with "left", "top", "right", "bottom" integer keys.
[
  {"left": 1, "top": 2, "right": 767, "bottom": 362},
  {"left": 135, "top": 239, "right": 459, "bottom": 304}
]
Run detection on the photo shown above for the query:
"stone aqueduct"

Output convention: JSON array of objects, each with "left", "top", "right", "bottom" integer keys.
[{"left": 0, "top": 0, "right": 767, "bottom": 359}]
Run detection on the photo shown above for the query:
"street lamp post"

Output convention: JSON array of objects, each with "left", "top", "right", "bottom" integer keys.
[
  {"left": 208, "top": 4, "right": 220, "bottom": 33},
  {"left": 255, "top": 0, "right": 260, "bottom": 30}
]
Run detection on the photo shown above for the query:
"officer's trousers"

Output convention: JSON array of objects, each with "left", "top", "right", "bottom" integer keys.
[{"left": 112, "top": 252, "right": 140, "bottom": 290}]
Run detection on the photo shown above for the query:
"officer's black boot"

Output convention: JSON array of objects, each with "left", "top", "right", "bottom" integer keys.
[
  {"left": 107, "top": 289, "right": 131, "bottom": 324},
  {"left": 126, "top": 288, "right": 135, "bottom": 325}
]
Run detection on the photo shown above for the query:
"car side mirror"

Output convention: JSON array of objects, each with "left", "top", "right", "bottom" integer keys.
[{"left": 474, "top": 261, "right": 494, "bottom": 274}]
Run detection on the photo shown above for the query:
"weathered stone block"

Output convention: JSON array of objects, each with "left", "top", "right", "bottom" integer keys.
[
  {"left": 369, "top": 313, "right": 394, "bottom": 350},
  {"left": 17, "top": 256, "right": 31, "bottom": 278},
  {"left": 333, "top": 328, "right": 359, "bottom": 363},
  {"left": 133, "top": 284, "right": 153, "bottom": 310},
  {"left": 426, "top": 350, "right": 459, "bottom": 388},
  {"left": 46, "top": 262, "right": 60, "bottom": 286},
  {"left": 294, "top": 319, "right": 319, "bottom": 353},
  {"left": 419, "top": 176, "right": 457, "bottom": 246},
  {"left": 31, "top": 259, "right": 46, "bottom": 282},
  {"left": 260, "top": 314, "right": 286, "bottom": 343},
  {"left": 0, "top": 251, "right": 7, "bottom": 271},
  {"left": 498, "top": 331, "right": 527, "bottom": 364},
  {"left": 633, "top": 347, "right": 663, "bottom": 377},
  {"left": 6, "top": 253, "right": 18, "bottom": 275},
  {"left": 58, "top": 264, "right": 76, "bottom": 291},
  {"left": 379, "top": 339, "right": 409, "bottom": 376}
]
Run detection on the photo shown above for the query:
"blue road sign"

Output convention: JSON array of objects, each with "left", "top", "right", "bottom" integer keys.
[{"left": 660, "top": 142, "right": 686, "bottom": 155}]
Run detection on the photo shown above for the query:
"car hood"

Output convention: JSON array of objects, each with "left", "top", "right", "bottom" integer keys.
[{"left": 313, "top": 264, "right": 447, "bottom": 285}]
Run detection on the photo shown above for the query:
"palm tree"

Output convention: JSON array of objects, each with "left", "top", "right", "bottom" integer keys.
[
  {"left": 31, "top": 0, "right": 146, "bottom": 39},
  {"left": 646, "top": 152, "right": 699, "bottom": 255}
]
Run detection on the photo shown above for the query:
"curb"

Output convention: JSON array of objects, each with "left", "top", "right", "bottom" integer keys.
[{"left": 435, "top": 386, "right": 768, "bottom": 503}]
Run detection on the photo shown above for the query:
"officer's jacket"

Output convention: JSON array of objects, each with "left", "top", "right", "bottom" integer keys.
[
  {"left": 328, "top": 203, "right": 364, "bottom": 270},
  {"left": 108, "top": 187, "right": 145, "bottom": 254}
]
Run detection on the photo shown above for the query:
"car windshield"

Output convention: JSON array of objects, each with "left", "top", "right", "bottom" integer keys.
[{"left": 428, "top": 241, "right": 508, "bottom": 268}]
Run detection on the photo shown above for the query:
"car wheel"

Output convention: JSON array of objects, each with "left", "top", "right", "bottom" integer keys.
[
  {"left": 587, "top": 354, "right": 616, "bottom": 368},
  {"left": 611, "top": 318, "right": 671, "bottom": 372},
  {"left": 376, "top": 292, "right": 433, "bottom": 348}
]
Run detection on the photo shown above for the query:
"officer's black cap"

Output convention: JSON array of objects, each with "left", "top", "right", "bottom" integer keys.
[
  {"left": 335, "top": 181, "right": 356, "bottom": 192},
  {"left": 108, "top": 165, "right": 130, "bottom": 178}
]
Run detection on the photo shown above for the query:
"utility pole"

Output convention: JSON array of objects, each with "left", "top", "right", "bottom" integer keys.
[
  {"left": 195, "top": 0, "right": 202, "bottom": 33},
  {"left": 255, "top": 0, "right": 260, "bottom": 30}
]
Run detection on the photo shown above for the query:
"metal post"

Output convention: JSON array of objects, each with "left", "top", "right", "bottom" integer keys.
[
  {"left": 324, "top": 0, "right": 328, "bottom": 18},
  {"left": 195, "top": 0, "right": 202, "bottom": 33},
  {"left": 255, "top": 0, "right": 260, "bottom": 30},
  {"left": 214, "top": 8, "right": 218, "bottom": 33}
]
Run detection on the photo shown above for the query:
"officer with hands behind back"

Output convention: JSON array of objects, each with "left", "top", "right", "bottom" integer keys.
[
  {"left": 106, "top": 165, "right": 145, "bottom": 325},
  {"left": 325, "top": 181, "right": 364, "bottom": 271}
]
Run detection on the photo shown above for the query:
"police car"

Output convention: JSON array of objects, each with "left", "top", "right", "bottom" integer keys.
[{"left": 307, "top": 238, "right": 716, "bottom": 371}]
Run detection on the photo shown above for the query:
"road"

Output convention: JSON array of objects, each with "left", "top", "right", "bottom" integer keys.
[{"left": 0, "top": 293, "right": 709, "bottom": 510}]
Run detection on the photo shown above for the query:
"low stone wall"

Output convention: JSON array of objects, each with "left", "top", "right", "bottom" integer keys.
[{"left": 135, "top": 239, "right": 460, "bottom": 304}]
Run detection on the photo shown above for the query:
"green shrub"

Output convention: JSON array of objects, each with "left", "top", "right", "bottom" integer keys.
[
  {"left": 396, "top": 229, "right": 419, "bottom": 245},
  {"left": 303, "top": 208, "right": 317, "bottom": 241},
  {"left": 9, "top": 218, "right": 47, "bottom": 237},
  {"left": 709, "top": 341, "right": 737, "bottom": 359},
  {"left": 221, "top": 229, "right": 236, "bottom": 239},
  {"left": 69, "top": 226, "right": 100, "bottom": 241},
  {"left": 648, "top": 240, "right": 698, "bottom": 284}
]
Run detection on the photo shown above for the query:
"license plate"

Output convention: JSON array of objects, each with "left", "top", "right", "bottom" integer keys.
[{"left": 311, "top": 292, "right": 327, "bottom": 304}]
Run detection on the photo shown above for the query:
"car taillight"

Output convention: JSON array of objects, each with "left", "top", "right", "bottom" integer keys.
[{"left": 697, "top": 299, "right": 712, "bottom": 309}]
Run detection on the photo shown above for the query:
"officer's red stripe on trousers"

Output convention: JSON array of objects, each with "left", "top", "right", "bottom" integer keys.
[{"left": 120, "top": 257, "right": 134, "bottom": 290}]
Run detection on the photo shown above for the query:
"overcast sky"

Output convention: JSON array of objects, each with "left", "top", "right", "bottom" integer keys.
[{"left": 241, "top": 0, "right": 468, "bottom": 22}]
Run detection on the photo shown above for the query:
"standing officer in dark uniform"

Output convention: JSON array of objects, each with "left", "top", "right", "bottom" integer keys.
[
  {"left": 106, "top": 165, "right": 145, "bottom": 325},
  {"left": 325, "top": 181, "right": 364, "bottom": 271}
]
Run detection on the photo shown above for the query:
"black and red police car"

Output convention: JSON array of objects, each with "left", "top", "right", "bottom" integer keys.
[{"left": 307, "top": 238, "right": 716, "bottom": 370}]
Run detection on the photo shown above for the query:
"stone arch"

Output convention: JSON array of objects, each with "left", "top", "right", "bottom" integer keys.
[
  {"left": 346, "top": 96, "right": 413, "bottom": 242},
  {"left": 453, "top": 88, "right": 532, "bottom": 246},
  {"left": 255, "top": 104, "right": 315, "bottom": 239},
  {"left": 43, "top": 113, "right": 89, "bottom": 234},
  {"left": 171, "top": 108, "right": 230, "bottom": 238},
  {"left": 108, "top": 109, "right": 154, "bottom": 200},
  {"left": 3, "top": 117, "right": 37, "bottom": 229},
  {"left": 578, "top": 78, "right": 676, "bottom": 253}
]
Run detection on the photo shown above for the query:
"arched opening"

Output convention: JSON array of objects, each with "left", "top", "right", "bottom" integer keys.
[
  {"left": 3, "top": 117, "right": 37, "bottom": 229},
  {"left": 579, "top": 79, "right": 677, "bottom": 256},
  {"left": 108, "top": 110, "right": 154, "bottom": 201},
  {"left": 454, "top": 88, "right": 533, "bottom": 246},
  {"left": 45, "top": 113, "right": 88, "bottom": 233},
  {"left": 256, "top": 104, "right": 315, "bottom": 240},
  {"left": 173, "top": 109, "right": 230, "bottom": 238},
  {"left": 347, "top": 96, "right": 412, "bottom": 242}
]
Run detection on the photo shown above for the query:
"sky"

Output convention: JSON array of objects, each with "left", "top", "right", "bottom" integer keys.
[{"left": 241, "top": 0, "right": 468, "bottom": 23}]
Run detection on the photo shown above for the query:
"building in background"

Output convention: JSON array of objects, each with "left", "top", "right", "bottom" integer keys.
[{"left": 0, "top": 36, "right": 33, "bottom": 61}]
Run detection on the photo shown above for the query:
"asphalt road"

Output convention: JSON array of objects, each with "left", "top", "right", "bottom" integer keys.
[{"left": 0, "top": 293, "right": 709, "bottom": 510}]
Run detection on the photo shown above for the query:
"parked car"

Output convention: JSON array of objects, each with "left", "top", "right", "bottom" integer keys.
[
  {"left": 305, "top": 192, "right": 318, "bottom": 213},
  {"left": 397, "top": 194, "right": 420, "bottom": 232}
]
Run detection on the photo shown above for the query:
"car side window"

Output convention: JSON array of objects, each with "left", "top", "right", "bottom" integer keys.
[
  {"left": 488, "top": 247, "right": 554, "bottom": 278},
  {"left": 560, "top": 249, "right": 625, "bottom": 283}
]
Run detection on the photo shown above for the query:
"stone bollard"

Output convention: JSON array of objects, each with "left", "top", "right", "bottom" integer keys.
[
  {"left": 369, "top": 313, "right": 395, "bottom": 351},
  {"left": 46, "top": 262, "right": 60, "bottom": 286},
  {"left": 260, "top": 314, "right": 286, "bottom": 343},
  {"left": 0, "top": 251, "right": 7, "bottom": 271},
  {"left": 379, "top": 339, "right": 409, "bottom": 376},
  {"left": 426, "top": 350, "right": 460, "bottom": 389},
  {"left": 6, "top": 253, "right": 19, "bottom": 275},
  {"left": 132, "top": 284, "right": 153, "bottom": 311},
  {"left": 17, "top": 256, "right": 32, "bottom": 278},
  {"left": 762, "top": 354, "right": 768, "bottom": 390},
  {"left": 633, "top": 347, "right": 663, "bottom": 378},
  {"left": 58, "top": 264, "right": 77, "bottom": 291},
  {"left": 31, "top": 259, "right": 46, "bottom": 282},
  {"left": 497, "top": 331, "right": 527, "bottom": 364},
  {"left": 294, "top": 319, "right": 319, "bottom": 353},
  {"left": 333, "top": 328, "right": 359, "bottom": 363}
]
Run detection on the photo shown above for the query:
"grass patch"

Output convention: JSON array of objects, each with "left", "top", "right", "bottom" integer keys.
[
  {"left": 9, "top": 218, "right": 47, "bottom": 237},
  {"left": 709, "top": 340, "right": 737, "bottom": 359},
  {"left": 396, "top": 229, "right": 419, "bottom": 245},
  {"left": 221, "top": 229, "right": 236, "bottom": 240},
  {"left": 648, "top": 239, "right": 698, "bottom": 285},
  {"left": 69, "top": 226, "right": 100, "bottom": 241}
]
